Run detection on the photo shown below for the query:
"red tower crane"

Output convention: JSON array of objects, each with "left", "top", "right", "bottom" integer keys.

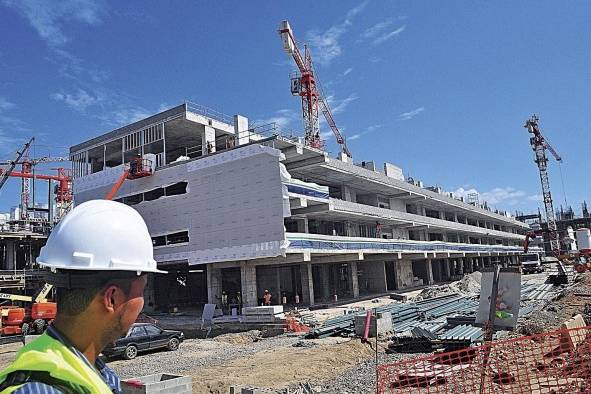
[
  {"left": 0, "top": 139, "right": 73, "bottom": 222},
  {"left": 278, "top": 20, "right": 352, "bottom": 158},
  {"left": 523, "top": 115, "right": 562, "bottom": 256}
]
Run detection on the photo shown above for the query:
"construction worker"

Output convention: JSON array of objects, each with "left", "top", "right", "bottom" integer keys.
[
  {"left": 263, "top": 289, "right": 272, "bottom": 306},
  {"left": 0, "top": 200, "right": 166, "bottom": 393}
]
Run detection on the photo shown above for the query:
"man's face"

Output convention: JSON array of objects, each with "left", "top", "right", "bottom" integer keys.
[
  {"left": 103, "top": 275, "right": 147, "bottom": 344},
  {"left": 118, "top": 275, "right": 147, "bottom": 332}
]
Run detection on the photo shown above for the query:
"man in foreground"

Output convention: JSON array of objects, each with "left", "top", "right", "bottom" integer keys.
[{"left": 0, "top": 200, "right": 166, "bottom": 393}]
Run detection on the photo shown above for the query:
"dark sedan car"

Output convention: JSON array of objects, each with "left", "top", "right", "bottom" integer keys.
[{"left": 102, "top": 323, "right": 184, "bottom": 360}]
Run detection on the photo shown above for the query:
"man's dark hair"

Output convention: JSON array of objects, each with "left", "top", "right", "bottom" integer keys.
[{"left": 54, "top": 271, "right": 141, "bottom": 315}]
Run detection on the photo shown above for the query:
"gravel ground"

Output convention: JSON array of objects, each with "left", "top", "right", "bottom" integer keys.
[
  {"left": 316, "top": 342, "right": 424, "bottom": 394},
  {"left": 107, "top": 331, "right": 302, "bottom": 379}
]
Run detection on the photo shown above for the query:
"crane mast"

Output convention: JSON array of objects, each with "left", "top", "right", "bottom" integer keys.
[
  {"left": 278, "top": 20, "right": 351, "bottom": 157},
  {"left": 524, "top": 115, "right": 561, "bottom": 256}
]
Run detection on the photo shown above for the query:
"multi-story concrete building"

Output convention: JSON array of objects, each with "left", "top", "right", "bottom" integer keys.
[{"left": 70, "top": 102, "right": 533, "bottom": 311}]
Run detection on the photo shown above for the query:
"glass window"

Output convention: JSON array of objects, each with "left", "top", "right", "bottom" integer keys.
[
  {"left": 152, "top": 235, "right": 166, "bottom": 247},
  {"left": 167, "top": 231, "right": 189, "bottom": 245},
  {"left": 130, "top": 326, "right": 147, "bottom": 337},
  {"left": 144, "top": 325, "right": 161, "bottom": 335},
  {"left": 165, "top": 182, "right": 188, "bottom": 196},
  {"left": 105, "top": 139, "right": 123, "bottom": 168},
  {"left": 123, "top": 194, "right": 143, "bottom": 206},
  {"left": 88, "top": 146, "right": 104, "bottom": 174},
  {"left": 144, "top": 187, "right": 165, "bottom": 201}
]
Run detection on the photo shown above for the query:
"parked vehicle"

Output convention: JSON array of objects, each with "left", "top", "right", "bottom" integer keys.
[
  {"left": 520, "top": 253, "right": 545, "bottom": 274},
  {"left": 102, "top": 323, "right": 184, "bottom": 360}
]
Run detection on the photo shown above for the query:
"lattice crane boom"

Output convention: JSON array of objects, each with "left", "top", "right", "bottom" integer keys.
[
  {"left": 278, "top": 20, "right": 352, "bottom": 158},
  {"left": 0, "top": 137, "right": 34, "bottom": 191},
  {"left": 524, "top": 115, "right": 561, "bottom": 256}
]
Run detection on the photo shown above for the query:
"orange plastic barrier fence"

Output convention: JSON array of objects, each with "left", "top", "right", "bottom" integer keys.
[{"left": 377, "top": 326, "right": 591, "bottom": 393}]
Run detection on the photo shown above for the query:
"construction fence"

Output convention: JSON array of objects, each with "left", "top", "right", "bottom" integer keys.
[{"left": 377, "top": 325, "right": 591, "bottom": 393}]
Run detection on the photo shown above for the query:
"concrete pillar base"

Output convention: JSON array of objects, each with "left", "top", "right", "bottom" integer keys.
[
  {"left": 301, "top": 263, "right": 314, "bottom": 306},
  {"left": 240, "top": 262, "right": 258, "bottom": 307}
]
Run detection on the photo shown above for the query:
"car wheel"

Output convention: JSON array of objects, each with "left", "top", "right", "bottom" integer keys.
[
  {"left": 167, "top": 337, "right": 180, "bottom": 351},
  {"left": 124, "top": 345, "right": 138, "bottom": 360},
  {"left": 21, "top": 323, "right": 30, "bottom": 336},
  {"left": 33, "top": 319, "right": 46, "bottom": 334}
]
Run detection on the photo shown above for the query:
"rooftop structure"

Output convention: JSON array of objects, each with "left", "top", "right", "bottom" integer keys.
[{"left": 70, "top": 103, "right": 536, "bottom": 311}]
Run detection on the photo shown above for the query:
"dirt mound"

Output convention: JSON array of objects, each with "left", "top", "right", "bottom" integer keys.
[
  {"left": 213, "top": 330, "right": 262, "bottom": 345},
  {"left": 414, "top": 272, "right": 482, "bottom": 300},
  {"left": 450, "top": 271, "right": 482, "bottom": 295}
]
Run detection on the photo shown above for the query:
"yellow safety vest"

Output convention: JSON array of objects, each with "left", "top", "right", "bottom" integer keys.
[{"left": 0, "top": 333, "right": 114, "bottom": 393}]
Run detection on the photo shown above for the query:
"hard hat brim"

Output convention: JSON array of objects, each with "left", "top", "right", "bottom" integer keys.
[{"left": 37, "top": 260, "right": 168, "bottom": 274}]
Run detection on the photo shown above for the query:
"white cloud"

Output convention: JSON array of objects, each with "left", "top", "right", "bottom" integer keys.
[
  {"left": 343, "top": 67, "right": 354, "bottom": 76},
  {"left": 3, "top": 0, "right": 107, "bottom": 46},
  {"left": 319, "top": 130, "right": 334, "bottom": 139},
  {"left": 0, "top": 98, "right": 29, "bottom": 154},
  {"left": 97, "top": 107, "right": 152, "bottom": 127},
  {"left": 256, "top": 109, "right": 298, "bottom": 130},
  {"left": 453, "top": 186, "right": 543, "bottom": 207},
  {"left": 361, "top": 19, "right": 394, "bottom": 39},
  {"left": 306, "top": 1, "right": 369, "bottom": 65},
  {"left": 373, "top": 25, "right": 406, "bottom": 46},
  {"left": 527, "top": 194, "right": 543, "bottom": 202},
  {"left": 0, "top": 97, "right": 15, "bottom": 112},
  {"left": 326, "top": 93, "right": 359, "bottom": 114},
  {"left": 51, "top": 88, "right": 101, "bottom": 111},
  {"left": 398, "top": 106, "right": 424, "bottom": 121},
  {"left": 158, "top": 103, "right": 172, "bottom": 112},
  {"left": 344, "top": 124, "right": 383, "bottom": 142}
]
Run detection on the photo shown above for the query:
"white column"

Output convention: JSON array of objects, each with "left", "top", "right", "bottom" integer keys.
[
  {"left": 202, "top": 125, "right": 216, "bottom": 155},
  {"left": 234, "top": 115, "right": 249, "bottom": 145}
]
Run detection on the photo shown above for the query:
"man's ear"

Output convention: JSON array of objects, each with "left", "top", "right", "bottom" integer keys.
[{"left": 102, "top": 285, "right": 125, "bottom": 313}]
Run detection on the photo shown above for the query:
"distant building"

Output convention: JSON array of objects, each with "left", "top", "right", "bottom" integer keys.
[{"left": 70, "top": 102, "right": 535, "bottom": 311}]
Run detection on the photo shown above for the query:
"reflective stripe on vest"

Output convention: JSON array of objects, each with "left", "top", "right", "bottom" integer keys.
[{"left": 0, "top": 333, "right": 113, "bottom": 394}]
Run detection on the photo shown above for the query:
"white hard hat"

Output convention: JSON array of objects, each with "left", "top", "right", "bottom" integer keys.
[{"left": 38, "top": 200, "right": 166, "bottom": 274}]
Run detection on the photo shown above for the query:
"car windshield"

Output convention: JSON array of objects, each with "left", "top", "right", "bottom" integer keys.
[
  {"left": 520, "top": 254, "right": 540, "bottom": 262},
  {"left": 128, "top": 326, "right": 147, "bottom": 337}
]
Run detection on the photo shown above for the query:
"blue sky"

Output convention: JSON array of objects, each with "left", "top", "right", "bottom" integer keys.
[{"left": 0, "top": 1, "right": 589, "bottom": 216}]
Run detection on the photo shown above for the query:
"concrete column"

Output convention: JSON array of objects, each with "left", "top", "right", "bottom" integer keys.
[
  {"left": 319, "top": 264, "right": 331, "bottom": 301},
  {"left": 234, "top": 114, "right": 249, "bottom": 145},
  {"left": 143, "top": 274, "right": 157, "bottom": 313},
  {"left": 444, "top": 260, "right": 451, "bottom": 279},
  {"left": 202, "top": 125, "right": 216, "bottom": 155},
  {"left": 207, "top": 264, "right": 223, "bottom": 306},
  {"left": 395, "top": 260, "right": 414, "bottom": 289},
  {"left": 419, "top": 231, "right": 427, "bottom": 241},
  {"left": 342, "top": 185, "right": 356, "bottom": 202},
  {"left": 240, "top": 262, "right": 258, "bottom": 306},
  {"left": 453, "top": 212, "right": 458, "bottom": 222},
  {"left": 425, "top": 259, "right": 434, "bottom": 285},
  {"left": 297, "top": 217, "right": 309, "bottom": 233},
  {"left": 5, "top": 241, "right": 15, "bottom": 270},
  {"left": 276, "top": 269, "right": 282, "bottom": 303},
  {"left": 350, "top": 261, "right": 360, "bottom": 298},
  {"left": 465, "top": 258, "right": 472, "bottom": 273},
  {"left": 300, "top": 263, "right": 314, "bottom": 306}
]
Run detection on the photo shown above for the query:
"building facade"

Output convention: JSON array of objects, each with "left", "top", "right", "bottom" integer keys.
[{"left": 70, "top": 103, "right": 533, "bottom": 310}]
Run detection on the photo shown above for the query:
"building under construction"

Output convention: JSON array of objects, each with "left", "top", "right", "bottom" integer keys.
[
  {"left": 0, "top": 140, "right": 71, "bottom": 295},
  {"left": 69, "top": 103, "right": 533, "bottom": 311}
]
